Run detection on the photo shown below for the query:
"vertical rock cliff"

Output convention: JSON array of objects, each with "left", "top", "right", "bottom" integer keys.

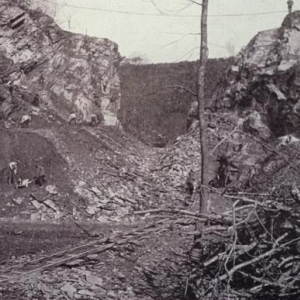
[{"left": 0, "top": 2, "right": 122, "bottom": 126}]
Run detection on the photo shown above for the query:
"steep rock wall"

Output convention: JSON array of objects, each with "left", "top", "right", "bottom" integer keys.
[
  {"left": 205, "top": 11, "right": 300, "bottom": 191},
  {"left": 0, "top": 3, "right": 122, "bottom": 126}
]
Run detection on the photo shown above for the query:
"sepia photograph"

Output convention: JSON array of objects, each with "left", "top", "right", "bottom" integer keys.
[{"left": 0, "top": 0, "right": 300, "bottom": 299}]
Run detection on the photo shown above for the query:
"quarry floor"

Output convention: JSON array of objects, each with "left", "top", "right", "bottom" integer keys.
[
  {"left": 0, "top": 218, "right": 136, "bottom": 263},
  {"left": 0, "top": 117, "right": 229, "bottom": 299},
  {"left": 0, "top": 216, "right": 194, "bottom": 300}
]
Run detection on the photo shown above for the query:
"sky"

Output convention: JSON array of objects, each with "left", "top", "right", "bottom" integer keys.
[{"left": 50, "top": 0, "right": 299, "bottom": 63}]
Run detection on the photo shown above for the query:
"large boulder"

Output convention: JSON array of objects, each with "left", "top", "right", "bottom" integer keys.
[{"left": 0, "top": 3, "right": 122, "bottom": 126}]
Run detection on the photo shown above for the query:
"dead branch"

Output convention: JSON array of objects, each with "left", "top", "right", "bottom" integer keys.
[
  {"left": 134, "top": 208, "right": 232, "bottom": 224},
  {"left": 239, "top": 271, "right": 287, "bottom": 288},
  {"left": 0, "top": 217, "right": 186, "bottom": 283},
  {"left": 188, "top": 0, "right": 203, "bottom": 6},
  {"left": 134, "top": 208, "right": 198, "bottom": 216},
  {"left": 161, "top": 85, "right": 197, "bottom": 96},
  {"left": 212, "top": 233, "right": 289, "bottom": 284},
  {"left": 224, "top": 200, "right": 239, "bottom": 280}
]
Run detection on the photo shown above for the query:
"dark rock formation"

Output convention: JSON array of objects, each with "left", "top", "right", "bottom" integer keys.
[{"left": 208, "top": 11, "right": 300, "bottom": 190}]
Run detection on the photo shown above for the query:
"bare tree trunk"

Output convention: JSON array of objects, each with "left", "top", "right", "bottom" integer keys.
[{"left": 197, "top": 0, "right": 209, "bottom": 214}]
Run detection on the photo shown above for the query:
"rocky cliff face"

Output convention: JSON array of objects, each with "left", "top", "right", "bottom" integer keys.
[
  {"left": 0, "top": 3, "right": 121, "bottom": 126},
  {"left": 208, "top": 11, "right": 300, "bottom": 190}
]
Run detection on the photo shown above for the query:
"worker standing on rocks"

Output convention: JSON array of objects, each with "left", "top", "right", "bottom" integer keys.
[
  {"left": 287, "top": 0, "right": 294, "bottom": 13},
  {"left": 184, "top": 169, "right": 195, "bottom": 206},
  {"left": 68, "top": 113, "right": 77, "bottom": 125},
  {"left": 20, "top": 114, "right": 32, "bottom": 128},
  {"left": 8, "top": 161, "right": 20, "bottom": 188},
  {"left": 39, "top": 73, "right": 45, "bottom": 85},
  {"left": 90, "top": 114, "right": 98, "bottom": 126},
  {"left": 34, "top": 165, "right": 46, "bottom": 186}
]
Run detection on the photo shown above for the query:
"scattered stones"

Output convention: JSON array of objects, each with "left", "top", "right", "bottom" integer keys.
[
  {"left": 61, "top": 283, "right": 77, "bottom": 298},
  {"left": 97, "top": 215, "right": 110, "bottom": 223},
  {"left": 86, "top": 205, "right": 98, "bottom": 216},
  {"left": 64, "top": 259, "right": 85, "bottom": 267},
  {"left": 43, "top": 199, "right": 58, "bottom": 212},
  {"left": 30, "top": 190, "right": 47, "bottom": 202},
  {"left": 45, "top": 185, "right": 58, "bottom": 195},
  {"left": 77, "top": 289, "right": 96, "bottom": 296},
  {"left": 31, "top": 200, "right": 42, "bottom": 210},
  {"left": 85, "top": 274, "right": 103, "bottom": 286},
  {"left": 13, "top": 197, "right": 24, "bottom": 205}
]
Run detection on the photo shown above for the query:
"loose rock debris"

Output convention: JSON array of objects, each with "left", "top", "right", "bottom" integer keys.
[{"left": 0, "top": 216, "right": 195, "bottom": 300}]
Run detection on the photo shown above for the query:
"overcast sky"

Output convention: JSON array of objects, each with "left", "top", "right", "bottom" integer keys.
[{"left": 53, "top": 0, "right": 298, "bottom": 63}]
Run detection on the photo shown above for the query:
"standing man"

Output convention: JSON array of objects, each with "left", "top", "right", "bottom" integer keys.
[
  {"left": 90, "top": 114, "right": 98, "bottom": 127},
  {"left": 8, "top": 161, "right": 20, "bottom": 188},
  {"left": 34, "top": 165, "right": 46, "bottom": 186},
  {"left": 68, "top": 113, "right": 77, "bottom": 125},
  {"left": 288, "top": 0, "right": 294, "bottom": 14},
  {"left": 20, "top": 114, "right": 32, "bottom": 128},
  {"left": 39, "top": 73, "right": 45, "bottom": 85}
]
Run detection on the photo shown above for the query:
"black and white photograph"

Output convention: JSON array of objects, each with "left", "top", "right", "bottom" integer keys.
[{"left": 0, "top": 0, "right": 300, "bottom": 299}]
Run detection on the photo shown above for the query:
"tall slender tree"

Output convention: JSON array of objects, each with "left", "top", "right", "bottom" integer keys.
[{"left": 197, "top": 0, "right": 209, "bottom": 214}]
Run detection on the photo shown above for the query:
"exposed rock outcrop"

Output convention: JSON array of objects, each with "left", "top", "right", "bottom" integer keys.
[
  {"left": 208, "top": 11, "right": 300, "bottom": 190},
  {"left": 0, "top": 3, "right": 122, "bottom": 126}
]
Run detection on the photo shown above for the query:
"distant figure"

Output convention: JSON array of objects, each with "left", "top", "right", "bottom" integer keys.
[
  {"left": 186, "top": 169, "right": 195, "bottom": 196},
  {"left": 9, "top": 162, "right": 18, "bottom": 176},
  {"left": 288, "top": 0, "right": 294, "bottom": 14},
  {"left": 8, "top": 161, "right": 19, "bottom": 188},
  {"left": 20, "top": 114, "right": 31, "bottom": 128},
  {"left": 68, "top": 113, "right": 77, "bottom": 125},
  {"left": 97, "top": 112, "right": 104, "bottom": 124},
  {"left": 34, "top": 165, "right": 46, "bottom": 186},
  {"left": 214, "top": 154, "right": 239, "bottom": 188},
  {"left": 7, "top": 81, "right": 13, "bottom": 94},
  {"left": 39, "top": 74, "right": 45, "bottom": 85},
  {"left": 90, "top": 114, "right": 98, "bottom": 127}
]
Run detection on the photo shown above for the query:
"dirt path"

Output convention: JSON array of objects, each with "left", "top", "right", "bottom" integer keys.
[{"left": 0, "top": 218, "right": 133, "bottom": 263}]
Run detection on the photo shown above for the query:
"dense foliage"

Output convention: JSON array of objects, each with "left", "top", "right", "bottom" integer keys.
[{"left": 119, "top": 58, "right": 234, "bottom": 146}]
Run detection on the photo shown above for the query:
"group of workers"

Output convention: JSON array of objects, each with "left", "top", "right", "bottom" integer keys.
[
  {"left": 68, "top": 112, "right": 101, "bottom": 127},
  {"left": 18, "top": 112, "right": 101, "bottom": 128},
  {"left": 7, "top": 162, "right": 46, "bottom": 189}
]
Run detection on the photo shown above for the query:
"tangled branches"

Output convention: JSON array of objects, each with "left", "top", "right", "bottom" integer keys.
[{"left": 188, "top": 192, "right": 300, "bottom": 299}]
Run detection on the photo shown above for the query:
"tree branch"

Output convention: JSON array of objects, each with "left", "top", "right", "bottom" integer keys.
[
  {"left": 188, "top": 0, "right": 203, "bottom": 6},
  {"left": 212, "top": 233, "right": 289, "bottom": 284},
  {"left": 162, "top": 85, "right": 197, "bottom": 96}
]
